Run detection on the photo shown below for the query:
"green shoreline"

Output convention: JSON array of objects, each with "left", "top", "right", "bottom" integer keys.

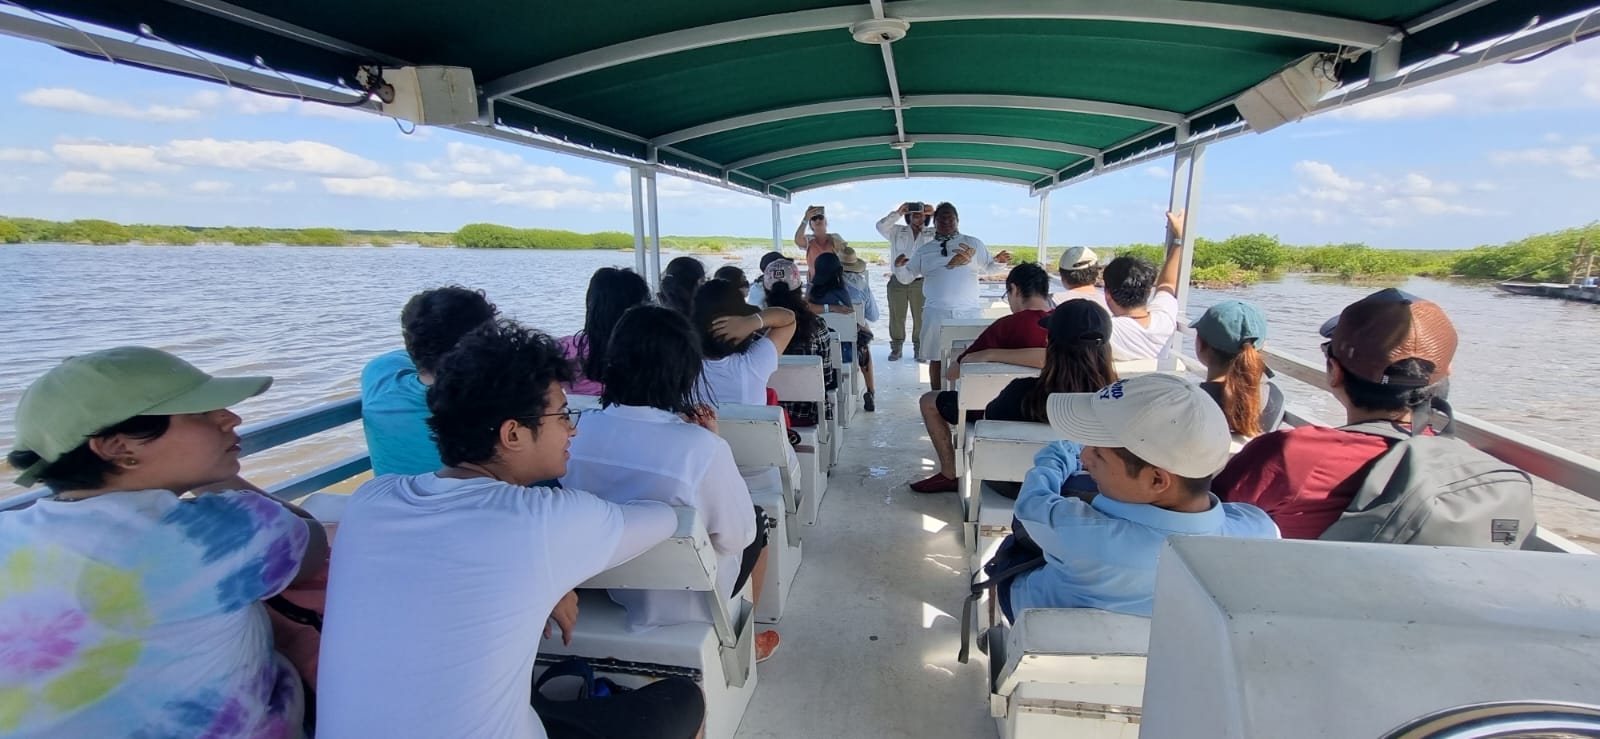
[{"left": 5, "top": 216, "right": 1595, "bottom": 283}]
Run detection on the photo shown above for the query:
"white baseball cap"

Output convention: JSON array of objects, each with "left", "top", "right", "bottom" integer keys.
[
  {"left": 1057, "top": 246, "right": 1098, "bottom": 270},
  {"left": 1045, "top": 373, "right": 1231, "bottom": 478}
]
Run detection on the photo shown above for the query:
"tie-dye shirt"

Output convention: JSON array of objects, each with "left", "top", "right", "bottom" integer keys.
[{"left": 0, "top": 489, "right": 310, "bottom": 738}]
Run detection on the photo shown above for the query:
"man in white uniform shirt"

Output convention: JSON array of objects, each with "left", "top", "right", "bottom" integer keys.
[
  {"left": 893, "top": 202, "right": 1012, "bottom": 392},
  {"left": 876, "top": 201, "right": 935, "bottom": 360}
]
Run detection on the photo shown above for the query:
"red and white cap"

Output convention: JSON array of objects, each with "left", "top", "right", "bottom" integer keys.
[{"left": 1046, "top": 373, "right": 1232, "bottom": 478}]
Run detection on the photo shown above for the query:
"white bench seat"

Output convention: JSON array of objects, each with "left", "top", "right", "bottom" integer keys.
[{"left": 990, "top": 608, "right": 1151, "bottom": 739}]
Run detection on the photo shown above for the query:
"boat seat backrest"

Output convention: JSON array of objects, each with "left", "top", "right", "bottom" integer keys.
[
  {"left": 967, "top": 421, "right": 1060, "bottom": 484},
  {"left": 822, "top": 313, "right": 856, "bottom": 359},
  {"left": 957, "top": 364, "right": 1032, "bottom": 414},
  {"left": 580, "top": 506, "right": 739, "bottom": 650},
  {"left": 713, "top": 404, "right": 798, "bottom": 516},
  {"left": 994, "top": 607, "right": 1151, "bottom": 704},
  {"left": 937, "top": 319, "right": 992, "bottom": 363},
  {"left": 771, "top": 355, "right": 826, "bottom": 406}
]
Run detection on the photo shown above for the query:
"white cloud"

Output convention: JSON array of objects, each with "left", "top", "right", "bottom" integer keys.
[
  {"left": 411, "top": 142, "right": 591, "bottom": 187},
  {"left": 160, "top": 138, "right": 385, "bottom": 177},
  {"left": 0, "top": 147, "right": 50, "bottom": 163},
  {"left": 50, "top": 171, "right": 166, "bottom": 196},
  {"left": 1278, "top": 160, "right": 1490, "bottom": 226},
  {"left": 20, "top": 87, "right": 201, "bottom": 122},
  {"left": 1331, "top": 91, "right": 1457, "bottom": 121},
  {"left": 1224, "top": 204, "right": 1259, "bottom": 220},
  {"left": 1489, "top": 145, "right": 1600, "bottom": 179},
  {"left": 52, "top": 142, "right": 175, "bottom": 173},
  {"left": 321, "top": 175, "right": 429, "bottom": 199},
  {"left": 1142, "top": 165, "right": 1168, "bottom": 179},
  {"left": 189, "top": 180, "right": 234, "bottom": 194},
  {"left": 1293, "top": 160, "right": 1363, "bottom": 201},
  {"left": 263, "top": 180, "right": 298, "bottom": 193},
  {"left": 187, "top": 89, "right": 294, "bottom": 116}
]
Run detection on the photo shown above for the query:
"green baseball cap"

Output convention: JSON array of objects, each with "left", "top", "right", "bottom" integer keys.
[
  {"left": 10, "top": 346, "right": 272, "bottom": 487},
  {"left": 1190, "top": 299, "right": 1269, "bottom": 355}
]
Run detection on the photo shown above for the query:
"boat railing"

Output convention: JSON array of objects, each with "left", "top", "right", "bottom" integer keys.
[{"left": 0, "top": 396, "right": 371, "bottom": 512}]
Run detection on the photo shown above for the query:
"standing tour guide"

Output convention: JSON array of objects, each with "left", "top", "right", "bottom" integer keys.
[
  {"left": 892, "top": 202, "right": 1011, "bottom": 391},
  {"left": 876, "top": 201, "right": 934, "bottom": 361}
]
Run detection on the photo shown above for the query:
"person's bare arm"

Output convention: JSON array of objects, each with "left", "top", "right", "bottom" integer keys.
[
  {"left": 712, "top": 306, "right": 799, "bottom": 354},
  {"left": 963, "top": 347, "right": 1047, "bottom": 369},
  {"left": 1154, "top": 210, "right": 1185, "bottom": 299}
]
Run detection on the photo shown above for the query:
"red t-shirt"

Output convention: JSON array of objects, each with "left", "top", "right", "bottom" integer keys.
[
  {"left": 1213, "top": 425, "right": 1394, "bottom": 539},
  {"left": 958, "top": 309, "right": 1050, "bottom": 361}
]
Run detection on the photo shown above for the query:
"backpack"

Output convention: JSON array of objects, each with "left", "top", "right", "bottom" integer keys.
[
  {"left": 1320, "top": 400, "right": 1535, "bottom": 548},
  {"left": 957, "top": 517, "right": 1046, "bottom": 664}
]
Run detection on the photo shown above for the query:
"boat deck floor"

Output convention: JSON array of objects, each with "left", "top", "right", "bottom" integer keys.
[{"left": 737, "top": 356, "right": 991, "bottom": 739}]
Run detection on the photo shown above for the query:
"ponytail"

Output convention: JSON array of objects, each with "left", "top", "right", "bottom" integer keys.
[{"left": 1220, "top": 342, "right": 1266, "bottom": 437}]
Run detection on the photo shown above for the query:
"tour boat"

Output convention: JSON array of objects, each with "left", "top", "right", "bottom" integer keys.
[{"left": 5, "top": 2, "right": 1600, "bottom": 737}]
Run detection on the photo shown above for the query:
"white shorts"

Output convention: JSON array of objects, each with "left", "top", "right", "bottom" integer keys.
[{"left": 918, "top": 306, "right": 981, "bottom": 362}]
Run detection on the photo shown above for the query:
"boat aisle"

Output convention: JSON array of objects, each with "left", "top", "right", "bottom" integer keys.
[{"left": 738, "top": 356, "right": 991, "bottom": 739}]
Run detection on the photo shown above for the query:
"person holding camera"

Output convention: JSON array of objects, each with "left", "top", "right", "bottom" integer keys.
[
  {"left": 794, "top": 205, "right": 847, "bottom": 281},
  {"left": 892, "top": 202, "right": 1012, "bottom": 391},
  {"left": 876, "top": 201, "right": 935, "bottom": 361}
]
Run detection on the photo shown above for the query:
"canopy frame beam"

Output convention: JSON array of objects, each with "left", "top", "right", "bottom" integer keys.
[
  {"left": 723, "top": 134, "right": 1097, "bottom": 172},
  {"left": 654, "top": 94, "right": 1181, "bottom": 147},
  {"left": 773, "top": 158, "right": 1052, "bottom": 186},
  {"left": 480, "top": 0, "right": 1394, "bottom": 98},
  {"left": 787, "top": 171, "right": 1029, "bottom": 194}
]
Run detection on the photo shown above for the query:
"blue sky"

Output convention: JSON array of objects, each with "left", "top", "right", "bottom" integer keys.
[{"left": 1, "top": 29, "right": 1598, "bottom": 249}]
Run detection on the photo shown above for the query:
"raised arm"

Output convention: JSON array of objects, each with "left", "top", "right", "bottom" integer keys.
[
  {"left": 712, "top": 306, "right": 799, "bottom": 355},
  {"left": 876, "top": 206, "right": 906, "bottom": 239},
  {"left": 962, "top": 347, "right": 1045, "bottom": 369},
  {"left": 1154, "top": 210, "right": 1185, "bottom": 299}
]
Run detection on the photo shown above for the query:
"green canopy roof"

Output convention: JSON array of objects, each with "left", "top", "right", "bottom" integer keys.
[{"left": 10, "top": 0, "right": 1600, "bottom": 197}]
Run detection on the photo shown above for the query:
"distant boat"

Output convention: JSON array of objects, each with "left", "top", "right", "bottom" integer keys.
[{"left": 1497, "top": 242, "right": 1600, "bottom": 303}]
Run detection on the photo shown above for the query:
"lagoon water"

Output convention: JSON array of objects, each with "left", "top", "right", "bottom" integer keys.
[{"left": 3, "top": 243, "right": 1598, "bottom": 543}]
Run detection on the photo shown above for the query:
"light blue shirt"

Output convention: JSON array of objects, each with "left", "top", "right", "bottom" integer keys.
[
  {"left": 843, "top": 271, "right": 880, "bottom": 324},
  {"left": 359, "top": 349, "right": 442, "bottom": 476},
  {"left": 1008, "top": 442, "right": 1279, "bottom": 617}
]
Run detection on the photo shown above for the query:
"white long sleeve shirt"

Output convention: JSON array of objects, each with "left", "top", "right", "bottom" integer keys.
[
  {"left": 892, "top": 231, "right": 995, "bottom": 310},
  {"left": 876, "top": 211, "right": 935, "bottom": 268}
]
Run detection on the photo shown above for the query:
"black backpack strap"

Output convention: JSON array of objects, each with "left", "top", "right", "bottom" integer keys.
[
  {"left": 266, "top": 594, "right": 322, "bottom": 631},
  {"left": 958, "top": 556, "right": 1046, "bottom": 664}
]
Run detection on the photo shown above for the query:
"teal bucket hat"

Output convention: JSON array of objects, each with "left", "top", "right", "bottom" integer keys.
[{"left": 1190, "top": 300, "right": 1269, "bottom": 355}]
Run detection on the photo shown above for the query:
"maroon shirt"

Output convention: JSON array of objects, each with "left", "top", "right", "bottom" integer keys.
[
  {"left": 958, "top": 309, "right": 1050, "bottom": 362},
  {"left": 1213, "top": 425, "right": 1394, "bottom": 539}
]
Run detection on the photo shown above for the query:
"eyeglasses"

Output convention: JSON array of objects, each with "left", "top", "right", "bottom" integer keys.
[
  {"left": 499, "top": 407, "right": 587, "bottom": 430},
  {"left": 1321, "top": 340, "right": 1333, "bottom": 358},
  {"left": 808, "top": 214, "right": 825, "bottom": 222}
]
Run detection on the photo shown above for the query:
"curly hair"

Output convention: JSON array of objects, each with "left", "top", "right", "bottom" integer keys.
[
  {"left": 1102, "top": 256, "right": 1156, "bottom": 310},
  {"left": 600, "top": 305, "right": 706, "bottom": 415},
  {"left": 426, "top": 320, "right": 574, "bottom": 467},
  {"left": 400, "top": 286, "right": 499, "bottom": 375}
]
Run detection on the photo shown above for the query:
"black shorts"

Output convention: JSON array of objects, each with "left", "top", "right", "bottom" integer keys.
[
  {"left": 935, "top": 391, "right": 984, "bottom": 426},
  {"left": 538, "top": 677, "right": 704, "bottom": 739},
  {"left": 732, "top": 505, "right": 771, "bottom": 594}
]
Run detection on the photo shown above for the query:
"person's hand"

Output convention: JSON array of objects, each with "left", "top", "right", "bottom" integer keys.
[
  {"left": 832, "top": 305, "right": 854, "bottom": 314},
  {"left": 1166, "top": 210, "right": 1185, "bottom": 246},
  {"left": 683, "top": 404, "right": 719, "bottom": 434},
  {"left": 1033, "top": 440, "right": 1084, "bottom": 477},
  {"left": 894, "top": 254, "right": 910, "bottom": 268},
  {"left": 804, "top": 205, "right": 823, "bottom": 223},
  {"left": 944, "top": 363, "right": 961, "bottom": 381},
  {"left": 994, "top": 250, "right": 1013, "bottom": 264},
  {"left": 896, "top": 202, "right": 911, "bottom": 215},
  {"left": 545, "top": 590, "right": 580, "bottom": 646},
  {"left": 711, "top": 314, "right": 761, "bottom": 342},
  {"left": 945, "top": 243, "right": 976, "bottom": 268}
]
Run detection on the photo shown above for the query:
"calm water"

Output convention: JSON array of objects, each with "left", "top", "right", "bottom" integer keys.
[{"left": 3, "top": 244, "right": 1597, "bottom": 539}]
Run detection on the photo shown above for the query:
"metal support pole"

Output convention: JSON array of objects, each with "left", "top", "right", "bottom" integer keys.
[
  {"left": 645, "top": 170, "right": 662, "bottom": 290},
  {"left": 771, "top": 199, "right": 783, "bottom": 252},
  {"left": 630, "top": 167, "right": 647, "bottom": 276},
  {"left": 1171, "top": 143, "right": 1207, "bottom": 314},
  {"left": 1036, "top": 189, "right": 1051, "bottom": 268}
]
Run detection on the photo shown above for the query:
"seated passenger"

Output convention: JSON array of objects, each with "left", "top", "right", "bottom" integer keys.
[
  {"left": 1189, "top": 299, "right": 1284, "bottom": 442},
  {"left": 909, "top": 262, "right": 1053, "bottom": 494},
  {"left": 763, "top": 259, "right": 839, "bottom": 420},
  {"left": 318, "top": 321, "right": 701, "bottom": 739},
  {"left": 2, "top": 346, "right": 328, "bottom": 737},
  {"left": 984, "top": 300, "right": 1118, "bottom": 423},
  {"left": 745, "top": 250, "right": 786, "bottom": 307},
  {"left": 694, "top": 278, "right": 798, "bottom": 406},
  {"left": 713, "top": 264, "right": 751, "bottom": 298},
  {"left": 559, "top": 267, "right": 650, "bottom": 396},
  {"left": 361, "top": 285, "right": 497, "bottom": 475},
  {"left": 839, "top": 246, "right": 881, "bottom": 411},
  {"left": 561, "top": 305, "right": 781, "bottom": 661},
  {"left": 1052, "top": 246, "right": 1107, "bottom": 310},
  {"left": 1102, "top": 211, "right": 1185, "bottom": 361},
  {"left": 1007, "top": 374, "right": 1279, "bottom": 618},
  {"left": 657, "top": 255, "right": 706, "bottom": 316},
  {"left": 807, "top": 252, "right": 857, "bottom": 409},
  {"left": 1214, "top": 289, "right": 1500, "bottom": 541}
]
